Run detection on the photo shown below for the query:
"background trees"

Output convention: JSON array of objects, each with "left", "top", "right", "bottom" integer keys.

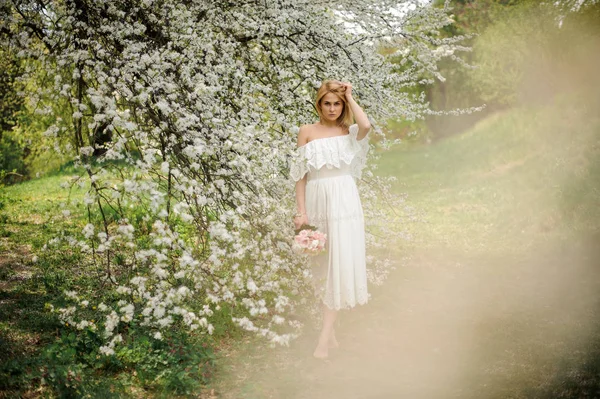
[
  {"left": 424, "top": 0, "right": 600, "bottom": 139},
  {"left": 0, "top": 47, "right": 27, "bottom": 184}
]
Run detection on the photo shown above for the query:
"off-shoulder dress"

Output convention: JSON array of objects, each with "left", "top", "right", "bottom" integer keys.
[{"left": 290, "top": 123, "right": 370, "bottom": 310}]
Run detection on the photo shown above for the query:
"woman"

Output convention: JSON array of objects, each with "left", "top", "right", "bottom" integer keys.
[{"left": 290, "top": 80, "right": 371, "bottom": 359}]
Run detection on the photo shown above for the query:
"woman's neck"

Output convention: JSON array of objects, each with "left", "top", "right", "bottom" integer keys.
[{"left": 318, "top": 119, "right": 338, "bottom": 128}]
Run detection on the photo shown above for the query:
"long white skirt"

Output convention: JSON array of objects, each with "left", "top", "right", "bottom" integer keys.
[{"left": 305, "top": 165, "right": 369, "bottom": 310}]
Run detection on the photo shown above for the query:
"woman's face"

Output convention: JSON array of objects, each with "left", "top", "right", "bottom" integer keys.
[{"left": 320, "top": 92, "right": 344, "bottom": 123}]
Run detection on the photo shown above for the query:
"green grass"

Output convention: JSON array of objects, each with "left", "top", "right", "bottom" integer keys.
[
  {"left": 0, "top": 165, "right": 88, "bottom": 397},
  {"left": 0, "top": 164, "right": 86, "bottom": 249},
  {"left": 375, "top": 91, "right": 600, "bottom": 255}
]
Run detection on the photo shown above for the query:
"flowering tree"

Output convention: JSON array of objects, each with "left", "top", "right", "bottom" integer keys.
[
  {"left": 1, "top": 0, "right": 472, "bottom": 351},
  {"left": 555, "top": 0, "right": 599, "bottom": 13},
  {"left": 552, "top": 0, "right": 600, "bottom": 25}
]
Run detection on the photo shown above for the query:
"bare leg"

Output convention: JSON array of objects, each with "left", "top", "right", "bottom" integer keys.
[
  {"left": 313, "top": 304, "right": 337, "bottom": 359},
  {"left": 329, "top": 328, "right": 339, "bottom": 349}
]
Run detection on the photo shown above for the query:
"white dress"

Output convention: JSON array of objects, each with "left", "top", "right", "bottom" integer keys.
[{"left": 290, "top": 124, "right": 370, "bottom": 310}]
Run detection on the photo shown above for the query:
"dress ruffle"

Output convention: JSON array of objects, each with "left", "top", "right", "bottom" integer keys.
[{"left": 289, "top": 124, "right": 370, "bottom": 182}]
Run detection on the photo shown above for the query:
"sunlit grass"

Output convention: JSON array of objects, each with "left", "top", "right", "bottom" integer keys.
[{"left": 375, "top": 90, "right": 600, "bottom": 257}]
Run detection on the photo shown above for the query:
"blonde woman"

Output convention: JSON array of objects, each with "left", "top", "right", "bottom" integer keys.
[{"left": 290, "top": 80, "right": 371, "bottom": 359}]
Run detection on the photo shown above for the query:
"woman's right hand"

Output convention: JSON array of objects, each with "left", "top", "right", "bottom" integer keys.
[{"left": 294, "top": 214, "right": 309, "bottom": 230}]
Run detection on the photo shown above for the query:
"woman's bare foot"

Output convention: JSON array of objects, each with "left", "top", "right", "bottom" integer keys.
[
  {"left": 313, "top": 334, "right": 329, "bottom": 359},
  {"left": 313, "top": 343, "right": 329, "bottom": 359}
]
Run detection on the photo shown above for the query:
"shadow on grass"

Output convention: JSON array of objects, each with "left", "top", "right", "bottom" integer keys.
[
  {"left": 0, "top": 287, "right": 59, "bottom": 394},
  {"left": 540, "top": 127, "right": 600, "bottom": 397},
  {"left": 539, "top": 338, "right": 600, "bottom": 398}
]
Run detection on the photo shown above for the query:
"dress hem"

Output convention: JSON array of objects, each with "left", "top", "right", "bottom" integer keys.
[{"left": 322, "top": 297, "right": 369, "bottom": 311}]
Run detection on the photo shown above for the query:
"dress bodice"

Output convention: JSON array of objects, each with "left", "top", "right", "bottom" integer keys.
[{"left": 289, "top": 124, "right": 370, "bottom": 182}]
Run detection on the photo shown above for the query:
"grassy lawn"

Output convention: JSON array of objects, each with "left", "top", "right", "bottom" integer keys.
[
  {"left": 376, "top": 95, "right": 600, "bottom": 254},
  {"left": 0, "top": 166, "right": 88, "bottom": 397},
  {"left": 1, "top": 89, "right": 599, "bottom": 398}
]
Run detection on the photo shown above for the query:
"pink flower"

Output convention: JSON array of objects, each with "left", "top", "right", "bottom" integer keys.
[{"left": 292, "top": 228, "right": 327, "bottom": 256}]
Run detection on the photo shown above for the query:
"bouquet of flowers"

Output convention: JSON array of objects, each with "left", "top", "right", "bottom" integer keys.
[{"left": 292, "top": 224, "right": 327, "bottom": 256}]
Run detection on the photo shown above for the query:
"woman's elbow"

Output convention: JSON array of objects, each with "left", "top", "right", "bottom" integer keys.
[{"left": 295, "top": 176, "right": 307, "bottom": 187}]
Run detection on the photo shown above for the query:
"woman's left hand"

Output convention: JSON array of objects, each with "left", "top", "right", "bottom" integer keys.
[{"left": 341, "top": 82, "right": 353, "bottom": 99}]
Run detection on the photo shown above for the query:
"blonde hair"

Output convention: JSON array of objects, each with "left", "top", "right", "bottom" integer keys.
[{"left": 315, "top": 80, "right": 354, "bottom": 128}]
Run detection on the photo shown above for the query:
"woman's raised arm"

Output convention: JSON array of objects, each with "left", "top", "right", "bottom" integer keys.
[{"left": 342, "top": 82, "right": 371, "bottom": 140}]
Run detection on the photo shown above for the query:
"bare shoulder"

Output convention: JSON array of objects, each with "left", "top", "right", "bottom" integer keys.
[{"left": 297, "top": 123, "right": 318, "bottom": 147}]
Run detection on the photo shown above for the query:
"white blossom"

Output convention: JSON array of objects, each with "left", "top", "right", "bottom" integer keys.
[
  {"left": 104, "top": 311, "right": 119, "bottom": 337},
  {"left": 99, "top": 346, "right": 115, "bottom": 356},
  {"left": 82, "top": 223, "right": 95, "bottom": 238},
  {"left": 79, "top": 146, "right": 94, "bottom": 157}
]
